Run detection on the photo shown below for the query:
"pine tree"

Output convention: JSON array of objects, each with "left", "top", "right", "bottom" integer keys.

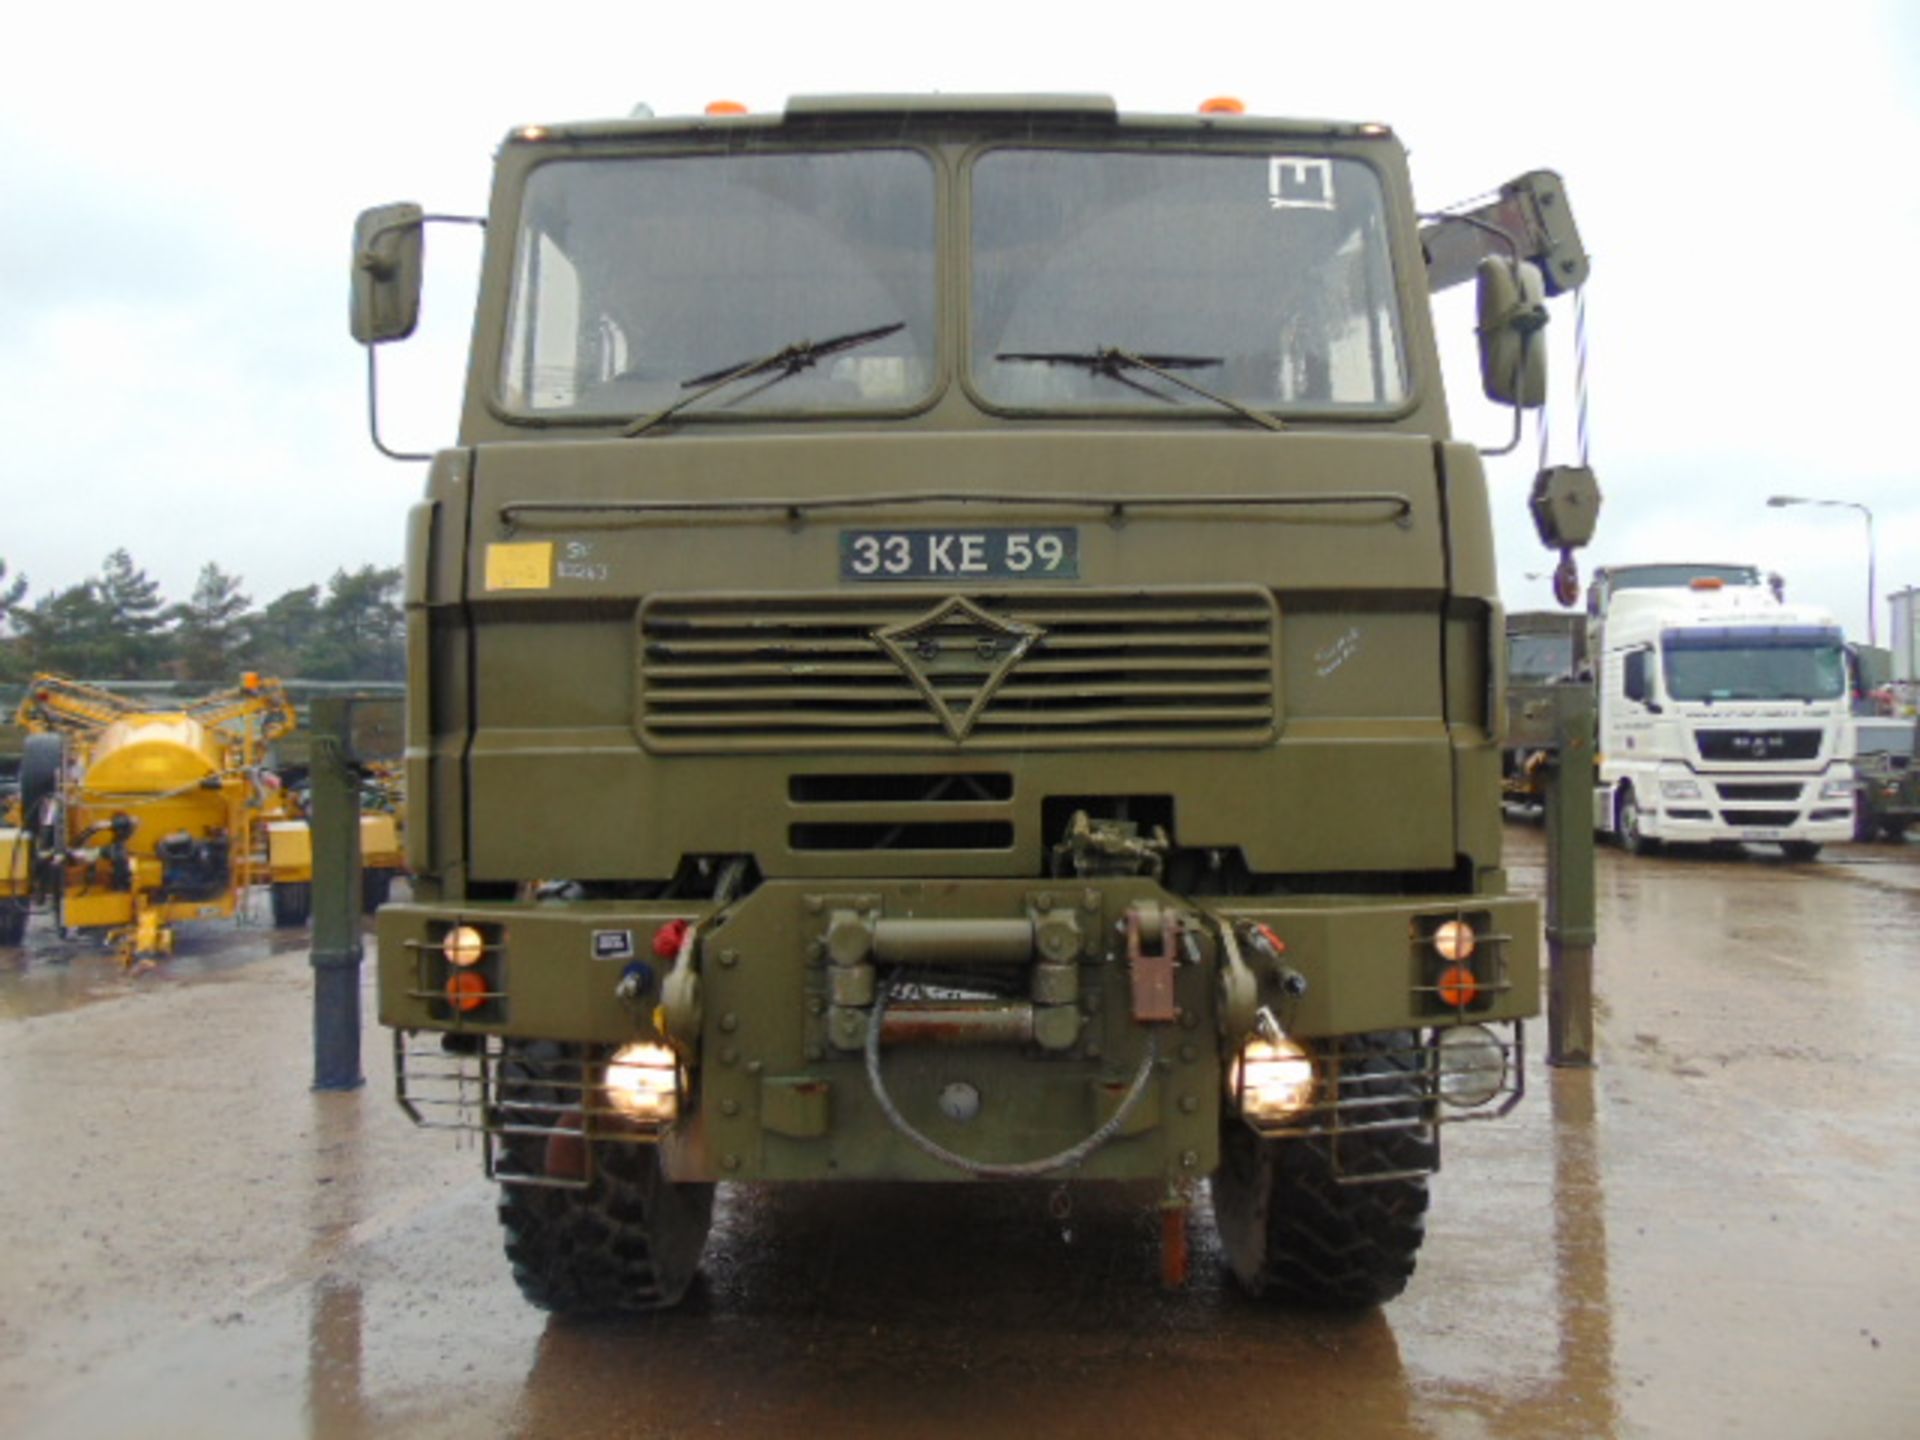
[
  {"left": 241, "top": 585, "right": 323, "bottom": 678},
  {"left": 0, "top": 558, "right": 27, "bottom": 681},
  {"left": 0, "top": 558, "right": 24, "bottom": 618},
  {"left": 301, "top": 566, "right": 404, "bottom": 680},
  {"left": 170, "top": 563, "right": 251, "bottom": 681},
  {"left": 96, "top": 549, "right": 170, "bottom": 678},
  {"left": 14, "top": 581, "right": 119, "bottom": 677}
]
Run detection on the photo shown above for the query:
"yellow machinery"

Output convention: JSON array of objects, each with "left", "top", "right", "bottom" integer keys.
[
  {"left": 264, "top": 761, "right": 405, "bottom": 925},
  {"left": 0, "top": 674, "right": 405, "bottom": 959}
]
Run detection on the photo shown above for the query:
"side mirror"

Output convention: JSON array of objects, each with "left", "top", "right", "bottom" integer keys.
[
  {"left": 1476, "top": 256, "right": 1548, "bottom": 407},
  {"left": 350, "top": 203, "right": 425, "bottom": 344}
]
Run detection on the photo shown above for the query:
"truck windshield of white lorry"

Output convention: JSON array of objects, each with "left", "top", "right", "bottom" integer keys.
[{"left": 1661, "top": 626, "right": 1847, "bottom": 702}]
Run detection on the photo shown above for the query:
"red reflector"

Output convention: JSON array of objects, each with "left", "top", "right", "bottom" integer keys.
[{"left": 652, "top": 919, "right": 690, "bottom": 959}]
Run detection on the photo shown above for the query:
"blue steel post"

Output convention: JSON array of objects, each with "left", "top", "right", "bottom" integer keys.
[{"left": 310, "top": 696, "right": 364, "bottom": 1091}]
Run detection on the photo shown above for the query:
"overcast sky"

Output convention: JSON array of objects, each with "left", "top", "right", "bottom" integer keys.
[{"left": 4, "top": 1, "right": 1916, "bottom": 652}]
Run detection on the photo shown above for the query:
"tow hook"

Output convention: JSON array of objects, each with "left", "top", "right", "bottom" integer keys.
[{"left": 1126, "top": 902, "right": 1179, "bottom": 1022}]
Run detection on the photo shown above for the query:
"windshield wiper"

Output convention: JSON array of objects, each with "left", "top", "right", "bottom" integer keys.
[
  {"left": 622, "top": 321, "right": 904, "bottom": 438},
  {"left": 995, "top": 347, "right": 1285, "bottom": 432}
]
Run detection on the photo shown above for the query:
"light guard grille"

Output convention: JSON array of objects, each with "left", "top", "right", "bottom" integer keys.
[
  {"left": 1243, "top": 1023, "right": 1526, "bottom": 1182},
  {"left": 636, "top": 587, "right": 1279, "bottom": 752},
  {"left": 393, "top": 1033, "right": 664, "bottom": 1191}
]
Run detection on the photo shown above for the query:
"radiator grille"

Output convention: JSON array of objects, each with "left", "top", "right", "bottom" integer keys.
[
  {"left": 1695, "top": 729, "right": 1822, "bottom": 762},
  {"left": 637, "top": 588, "right": 1278, "bottom": 752}
]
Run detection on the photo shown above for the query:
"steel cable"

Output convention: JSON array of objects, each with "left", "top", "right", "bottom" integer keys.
[{"left": 862, "top": 973, "right": 1161, "bottom": 1179}]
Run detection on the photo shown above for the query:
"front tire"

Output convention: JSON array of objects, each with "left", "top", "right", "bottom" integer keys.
[
  {"left": 0, "top": 902, "right": 26, "bottom": 948},
  {"left": 1618, "top": 786, "right": 1658, "bottom": 856},
  {"left": 1781, "top": 840, "right": 1823, "bottom": 862},
  {"left": 1211, "top": 1031, "right": 1434, "bottom": 1307},
  {"left": 495, "top": 1041, "right": 714, "bottom": 1316},
  {"left": 360, "top": 868, "right": 394, "bottom": 914},
  {"left": 270, "top": 881, "right": 311, "bottom": 928}
]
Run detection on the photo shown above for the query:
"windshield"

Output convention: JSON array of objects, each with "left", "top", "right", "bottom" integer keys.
[
  {"left": 970, "top": 149, "right": 1407, "bottom": 413},
  {"left": 1509, "top": 632, "right": 1579, "bottom": 683},
  {"left": 499, "top": 151, "right": 938, "bottom": 418},
  {"left": 1662, "top": 626, "right": 1847, "bottom": 702},
  {"left": 1854, "top": 719, "right": 1916, "bottom": 758}
]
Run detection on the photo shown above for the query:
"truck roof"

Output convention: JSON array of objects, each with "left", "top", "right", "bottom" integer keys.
[
  {"left": 1601, "top": 585, "right": 1838, "bottom": 636},
  {"left": 501, "top": 95, "right": 1393, "bottom": 146}
]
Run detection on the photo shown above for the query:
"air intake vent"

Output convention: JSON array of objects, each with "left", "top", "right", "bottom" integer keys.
[
  {"left": 1718, "top": 809, "right": 1800, "bottom": 827},
  {"left": 1714, "top": 783, "right": 1802, "bottom": 802},
  {"left": 637, "top": 588, "right": 1277, "bottom": 753}
]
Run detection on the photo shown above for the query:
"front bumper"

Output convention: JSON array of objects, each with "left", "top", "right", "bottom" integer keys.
[{"left": 378, "top": 881, "right": 1539, "bottom": 1185}]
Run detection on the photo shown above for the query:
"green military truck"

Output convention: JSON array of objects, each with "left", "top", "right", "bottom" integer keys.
[
  {"left": 1851, "top": 715, "right": 1918, "bottom": 841},
  {"left": 1503, "top": 610, "right": 1589, "bottom": 807},
  {"left": 353, "top": 95, "right": 1588, "bottom": 1314}
]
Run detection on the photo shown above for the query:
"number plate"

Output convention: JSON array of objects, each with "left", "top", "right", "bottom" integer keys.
[
  {"left": 840, "top": 528, "right": 1079, "bottom": 581},
  {"left": 1738, "top": 828, "right": 1785, "bottom": 841}
]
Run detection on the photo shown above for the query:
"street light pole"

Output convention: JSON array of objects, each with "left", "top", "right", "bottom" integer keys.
[{"left": 1766, "top": 495, "right": 1878, "bottom": 647}]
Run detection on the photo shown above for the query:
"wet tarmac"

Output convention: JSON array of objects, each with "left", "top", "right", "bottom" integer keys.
[{"left": 1, "top": 833, "right": 1915, "bottom": 1439}]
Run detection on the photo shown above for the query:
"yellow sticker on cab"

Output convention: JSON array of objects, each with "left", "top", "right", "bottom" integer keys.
[{"left": 485, "top": 542, "right": 554, "bottom": 591}]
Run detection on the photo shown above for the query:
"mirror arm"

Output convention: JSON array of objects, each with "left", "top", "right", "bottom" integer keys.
[
  {"left": 1476, "top": 318, "right": 1544, "bottom": 458},
  {"left": 358, "top": 213, "right": 484, "bottom": 462},
  {"left": 1477, "top": 387, "right": 1525, "bottom": 458},
  {"left": 366, "top": 347, "right": 433, "bottom": 464}
]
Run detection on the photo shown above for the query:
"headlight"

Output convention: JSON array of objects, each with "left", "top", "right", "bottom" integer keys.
[
  {"left": 1432, "top": 919, "right": 1476, "bottom": 962},
  {"left": 1661, "top": 778, "right": 1702, "bottom": 800},
  {"left": 1821, "top": 779, "right": 1854, "bottom": 799},
  {"left": 442, "top": 925, "right": 486, "bottom": 967},
  {"left": 604, "top": 1042, "right": 679, "bottom": 1123},
  {"left": 1435, "top": 1025, "right": 1508, "bottom": 1108},
  {"left": 1228, "top": 1037, "right": 1316, "bottom": 1122}
]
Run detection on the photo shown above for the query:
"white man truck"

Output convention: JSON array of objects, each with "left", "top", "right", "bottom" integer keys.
[{"left": 1590, "top": 564, "right": 1855, "bottom": 859}]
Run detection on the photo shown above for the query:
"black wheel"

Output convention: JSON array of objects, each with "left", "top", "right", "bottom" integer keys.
[
  {"left": 19, "top": 734, "right": 64, "bottom": 908},
  {"left": 0, "top": 902, "right": 25, "bottom": 948},
  {"left": 1781, "top": 841, "right": 1822, "bottom": 862},
  {"left": 270, "top": 881, "right": 312, "bottom": 928},
  {"left": 19, "top": 734, "right": 64, "bottom": 827},
  {"left": 1210, "top": 1031, "right": 1434, "bottom": 1308},
  {"left": 1617, "top": 786, "right": 1658, "bottom": 856},
  {"left": 495, "top": 1041, "right": 713, "bottom": 1315},
  {"left": 1854, "top": 796, "right": 1876, "bottom": 843},
  {"left": 1880, "top": 821, "right": 1911, "bottom": 843},
  {"left": 361, "top": 868, "right": 394, "bottom": 914}
]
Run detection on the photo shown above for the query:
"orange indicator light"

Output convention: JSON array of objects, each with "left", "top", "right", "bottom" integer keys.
[
  {"left": 1436, "top": 964, "right": 1479, "bottom": 1008},
  {"left": 446, "top": 970, "right": 488, "bottom": 1013}
]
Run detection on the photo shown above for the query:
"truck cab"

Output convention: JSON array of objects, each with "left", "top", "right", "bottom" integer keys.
[
  {"left": 353, "top": 95, "right": 1586, "bottom": 1315},
  {"left": 1592, "top": 572, "right": 1854, "bottom": 857}
]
